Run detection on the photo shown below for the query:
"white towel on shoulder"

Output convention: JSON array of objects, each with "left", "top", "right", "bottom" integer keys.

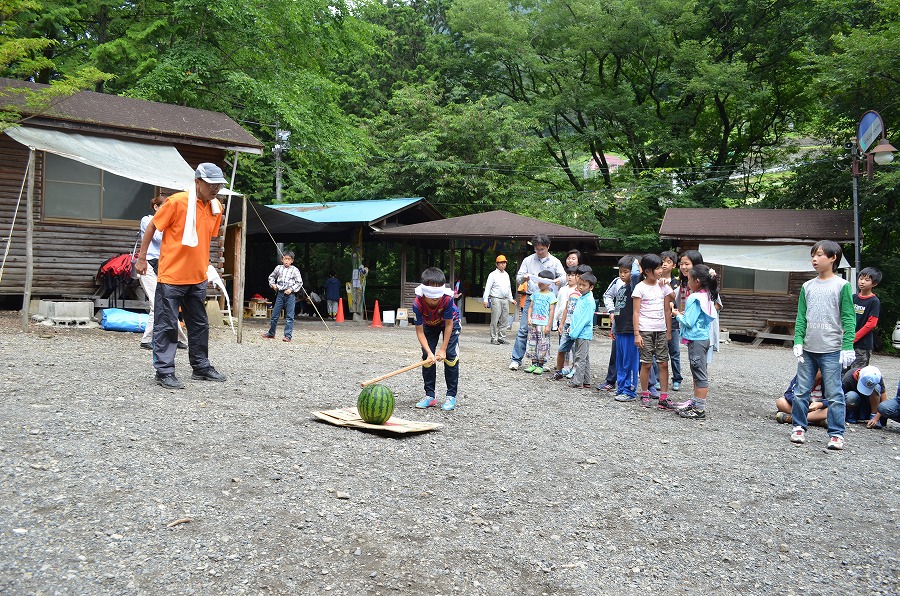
[{"left": 182, "top": 183, "right": 222, "bottom": 247}]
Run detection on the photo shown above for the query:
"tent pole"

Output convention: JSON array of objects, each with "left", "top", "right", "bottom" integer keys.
[{"left": 20, "top": 150, "right": 35, "bottom": 331}]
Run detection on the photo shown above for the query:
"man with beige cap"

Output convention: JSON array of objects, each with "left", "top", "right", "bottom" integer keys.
[{"left": 482, "top": 254, "right": 515, "bottom": 345}]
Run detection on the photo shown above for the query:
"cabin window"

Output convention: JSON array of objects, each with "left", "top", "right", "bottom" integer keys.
[
  {"left": 722, "top": 266, "right": 789, "bottom": 294},
  {"left": 43, "top": 153, "right": 154, "bottom": 223}
]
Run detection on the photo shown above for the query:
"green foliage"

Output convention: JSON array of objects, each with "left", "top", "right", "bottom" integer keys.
[{"left": 0, "top": 0, "right": 110, "bottom": 129}]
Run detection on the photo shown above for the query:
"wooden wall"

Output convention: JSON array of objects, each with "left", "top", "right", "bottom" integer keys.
[
  {"left": 0, "top": 134, "right": 226, "bottom": 298},
  {"left": 675, "top": 240, "right": 817, "bottom": 334}
]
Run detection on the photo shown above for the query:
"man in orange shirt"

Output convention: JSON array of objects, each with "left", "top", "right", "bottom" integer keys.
[{"left": 135, "top": 163, "right": 227, "bottom": 389}]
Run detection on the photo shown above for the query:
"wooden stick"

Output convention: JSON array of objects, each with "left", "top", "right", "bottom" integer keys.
[
  {"left": 360, "top": 360, "right": 427, "bottom": 387},
  {"left": 166, "top": 517, "right": 193, "bottom": 528}
]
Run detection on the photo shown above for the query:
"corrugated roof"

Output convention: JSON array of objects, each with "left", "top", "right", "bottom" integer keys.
[
  {"left": 267, "top": 198, "right": 441, "bottom": 225},
  {"left": 374, "top": 210, "right": 604, "bottom": 243},
  {"left": 0, "top": 78, "right": 263, "bottom": 152},
  {"left": 659, "top": 208, "right": 854, "bottom": 242}
]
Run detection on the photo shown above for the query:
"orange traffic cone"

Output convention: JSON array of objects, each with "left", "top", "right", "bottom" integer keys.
[
  {"left": 370, "top": 300, "right": 383, "bottom": 328},
  {"left": 335, "top": 298, "right": 345, "bottom": 322}
]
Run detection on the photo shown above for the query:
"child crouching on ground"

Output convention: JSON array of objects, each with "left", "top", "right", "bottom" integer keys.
[
  {"left": 412, "top": 267, "right": 461, "bottom": 411},
  {"left": 671, "top": 264, "right": 719, "bottom": 419},
  {"left": 567, "top": 273, "right": 597, "bottom": 388}
]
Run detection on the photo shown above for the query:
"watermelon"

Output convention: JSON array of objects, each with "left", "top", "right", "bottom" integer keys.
[{"left": 357, "top": 384, "right": 395, "bottom": 424}]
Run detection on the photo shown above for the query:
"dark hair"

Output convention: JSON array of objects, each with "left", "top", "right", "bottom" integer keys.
[
  {"left": 282, "top": 250, "right": 295, "bottom": 260},
  {"left": 565, "top": 265, "right": 578, "bottom": 275},
  {"left": 151, "top": 194, "right": 166, "bottom": 209},
  {"left": 617, "top": 255, "right": 635, "bottom": 269},
  {"left": 329, "top": 271, "right": 336, "bottom": 277},
  {"left": 580, "top": 272, "right": 597, "bottom": 287},
  {"left": 566, "top": 248, "right": 582, "bottom": 263},
  {"left": 575, "top": 264, "right": 593, "bottom": 275},
  {"left": 421, "top": 266, "right": 446, "bottom": 286},
  {"left": 678, "top": 250, "right": 704, "bottom": 283},
  {"left": 690, "top": 264, "right": 719, "bottom": 302},
  {"left": 858, "top": 267, "right": 883, "bottom": 285},
  {"left": 661, "top": 250, "right": 678, "bottom": 264},
  {"left": 538, "top": 269, "right": 555, "bottom": 280},
  {"left": 811, "top": 240, "right": 843, "bottom": 273},
  {"left": 639, "top": 254, "right": 662, "bottom": 279},
  {"left": 531, "top": 234, "right": 550, "bottom": 247}
]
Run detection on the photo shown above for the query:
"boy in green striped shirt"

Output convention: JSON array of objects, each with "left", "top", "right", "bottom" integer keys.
[{"left": 789, "top": 240, "right": 856, "bottom": 450}]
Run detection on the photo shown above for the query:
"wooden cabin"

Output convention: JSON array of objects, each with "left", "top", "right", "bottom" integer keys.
[
  {"left": 659, "top": 208, "right": 854, "bottom": 339},
  {"left": 0, "top": 78, "right": 263, "bottom": 307}
]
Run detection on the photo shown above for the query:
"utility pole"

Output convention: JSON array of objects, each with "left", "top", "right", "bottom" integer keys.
[{"left": 273, "top": 126, "right": 290, "bottom": 201}]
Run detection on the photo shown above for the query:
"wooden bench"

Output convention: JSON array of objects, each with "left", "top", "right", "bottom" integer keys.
[{"left": 749, "top": 319, "right": 795, "bottom": 347}]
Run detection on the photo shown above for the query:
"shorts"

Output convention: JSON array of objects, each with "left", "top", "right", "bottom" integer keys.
[
  {"left": 638, "top": 331, "right": 669, "bottom": 363},
  {"left": 558, "top": 333, "right": 576, "bottom": 354}
]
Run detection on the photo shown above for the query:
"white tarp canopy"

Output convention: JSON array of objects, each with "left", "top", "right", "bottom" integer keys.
[
  {"left": 699, "top": 243, "right": 851, "bottom": 272},
  {"left": 5, "top": 125, "right": 194, "bottom": 190}
]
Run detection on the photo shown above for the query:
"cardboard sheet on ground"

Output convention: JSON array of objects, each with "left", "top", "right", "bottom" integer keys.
[{"left": 311, "top": 407, "right": 442, "bottom": 434}]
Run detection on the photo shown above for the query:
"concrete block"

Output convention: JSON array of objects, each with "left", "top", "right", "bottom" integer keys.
[{"left": 38, "top": 301, "right": 93, "bottom": 323}]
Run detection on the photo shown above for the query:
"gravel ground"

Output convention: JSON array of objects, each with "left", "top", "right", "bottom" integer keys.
[{"left": 1, "top": 311, "right": 899, "bottom": 595}]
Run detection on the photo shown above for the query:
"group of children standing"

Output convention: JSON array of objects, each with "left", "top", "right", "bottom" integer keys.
[
  {"left": 509, "top": 246, "right": 719, "bottom": 420},
  {"left": 402, "top": 238, "right": 895, "bottom": 452}
]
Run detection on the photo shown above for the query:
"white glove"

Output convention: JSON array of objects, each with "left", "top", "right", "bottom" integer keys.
[
  {"left": 792, "top": 344, "right": 804, "bottom": 364},
  {"left": 840, "top": 350, "right": 856, "bottom": 368}
]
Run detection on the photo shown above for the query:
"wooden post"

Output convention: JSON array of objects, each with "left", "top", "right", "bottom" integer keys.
[
  {"left": 400, "top": 240, "right": 407, "bottom": 302},
  {"left": 236, "top": 194, "right": 247, "bottom": 343},
  {"left": 20, "top": 150, "right": 34, "bottom": 331}
]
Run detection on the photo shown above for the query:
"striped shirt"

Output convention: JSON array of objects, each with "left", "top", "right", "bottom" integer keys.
[{"left": 268, "top": 265, "right": 303, "bottom": 292}]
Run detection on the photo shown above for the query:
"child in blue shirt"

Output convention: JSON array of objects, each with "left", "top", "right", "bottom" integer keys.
[
  {"left": 524, "top": 270, "right": 558, "bottom": 374},
  {"left": 672, "top": 264, "right": 719, "bottom": 419},
  {"left": 412, "top": 267, "right": 461, "bottom": 412},
  {"left": 567, "top": 273, "right": 597, "bottom": 388}
]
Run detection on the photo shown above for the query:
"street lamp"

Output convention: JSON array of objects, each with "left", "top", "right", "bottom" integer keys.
[{"left": 851, "top": 110, "right": 896, "bottom": 280}]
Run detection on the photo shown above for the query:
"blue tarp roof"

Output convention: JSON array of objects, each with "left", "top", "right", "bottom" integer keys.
[{"left": 266, "top": 198, "right": 430, "bottom": 224}]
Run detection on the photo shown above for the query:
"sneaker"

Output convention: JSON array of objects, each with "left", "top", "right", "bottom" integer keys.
[
  {"left": 261, "top": 333, "right": 275, "bottom": 339},
  {"left": 524, "top": 364, "right": 538, "bottom": 373},
  {"left": 675, "top": 399, "right": 693, "bottom": 410},
  {"left": 672, "top": 381, "right": 681, "bottom": 391},
  {"left": 140, "top": 342, "right": 152, "bottom": 350},
  {"left": 658, "top": 397, "right": 679, "bottom": 411},
  {"left": 191, "top": 367, "right": 226, "bottom": 382},
  {"left": 826, "top": 435, "right": 845, "bottom": 450},
  {"left": 678, "top": 406, "right": 706, "bottom": 419},
  {"left": 490, "top": 339, "right": 497, "bottom": 345},
  {"left": 532, "top": 367, "right": 544, "bottom": 375},
  {"left": 640, "top": 397, "right": 652, "bottom": 408},
  {"left": 416, "top": 396, "right": 438, "bottom": 409},
  {"left": 565, "top": 370, "right": 575, "bottom": 379},
  {"left": 156, "top": 373, "right": 185, "bottom": 389},
  {"left": 497, "top": 339, "right": 507, "bottom": 344},
  {"left": 790, "top": 426, "right": 807, "bottom": 444},
  {"left": 654, "top": 382, "right": 661, "bottom": 391},
  {"left": 615, "top": 393, "right": 637, "bottom": 402},
  {"left": 649, "top": 391, "right": 660, "bottom": 400},
  {"left": 552, "top": 371, "right": 566, "bottom": 381},
  {"left": 177, "top": 341, "right": 188, "bottom": 349},
  {"left": 775, "top": 412, "right": 793, "bottom": 424},
  {"left": 597, "top": 383, "right": 615, "bottom": 392},
  {"left": 509, "top": 361, "right": 520, "bottom": 371},
  {"left": 441, "top": 396, "right": 457, "bottom": 411}
]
